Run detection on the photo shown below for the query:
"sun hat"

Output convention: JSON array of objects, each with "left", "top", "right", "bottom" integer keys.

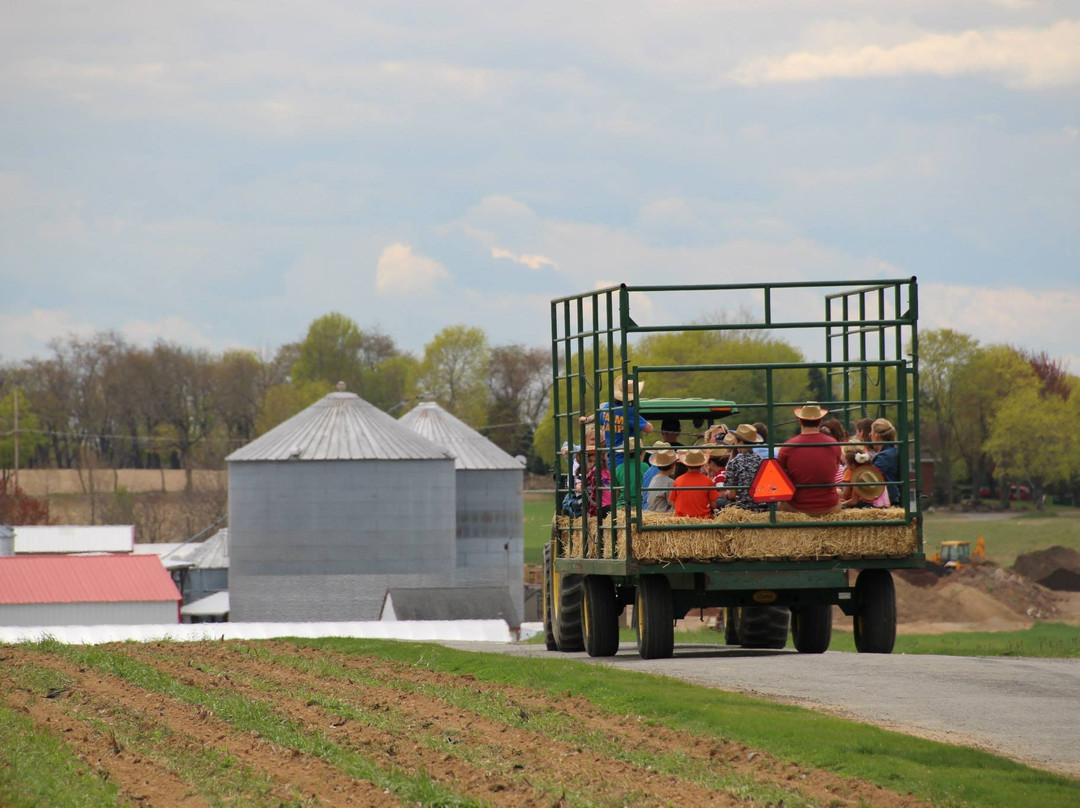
[
  {"left": 612, "top": 374, "right": 643, "bottom": 402},
  {"left": 615, "top": 437, "right": 637, "bottom": 453},
  {"left": 851, "top": 464, "right": 886, "bottom": 502},
  {"left": 680, "top": 448, "right": 708, "bottom": 468},
  {"left": 733, "top": 423, "right": 760, "bottom": 444},
  {"left": 650, "top": 446, "right": 678, "bottom": 467},
  {"left": 793, "top": 401, "right": 828, "bottom": 420}
]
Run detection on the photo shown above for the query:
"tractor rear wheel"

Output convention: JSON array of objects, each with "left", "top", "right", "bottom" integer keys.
[
  {"left": 635, "top": 576, "right": 674, "bottom": 659},
  {"left": 552, "top": 566, "right": 584, "bottom": 652},
  {"left": 737, "top": 605, "right": 789, "bottom": 649},
  {"left": 542, "top": 543, "right": 558, "bottom": 651},
  {"left": 791, "top": 604, "right": 832, "bottom": 654},
  {"left": 583, "top": 575, "right": 620, "bottom": 657},
  {"left": 853, "top": 569, "right": 896, "bottom": 654}
]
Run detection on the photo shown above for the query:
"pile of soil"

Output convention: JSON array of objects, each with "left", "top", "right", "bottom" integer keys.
[{"left": 1013, "top": 546, "right": 1080, "bottom": 592}]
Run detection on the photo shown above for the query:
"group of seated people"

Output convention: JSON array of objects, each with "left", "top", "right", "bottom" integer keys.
[{"left": 564, "top": 397, "right": 901, "bottom": 520}]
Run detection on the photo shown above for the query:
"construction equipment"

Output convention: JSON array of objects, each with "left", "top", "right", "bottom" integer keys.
[
  {"left": 929, "top": 536, "right": 986, "bottom": 569},
  {"left": 544, "top": 279, "right": 923, "bottom": 659}
]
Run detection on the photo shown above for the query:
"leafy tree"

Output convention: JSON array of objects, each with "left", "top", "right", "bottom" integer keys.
[
  {"left": 212, "top": 350, "right": 266, "bottom": 446},
  {"left": 150, "top": 342, "right": 216, "bottom": 490},
  {"left": 0, "top": 389, "right": 47, "bottom": 480},
  {"left": 984, "top": 380, "right": 1074, "bottom": 509},
  {"left": 486, "top": 345, "right": 550, "bottom": 456},
  {"left": 361, "top": 354, "right": 419, "bottom": 414},
  {"left": 293, "top": 313, "right": 366, "bottom": 389},
  {"left": 919, "top": 329, "right": 980, "bottom": 504},
  {"left": 952, "top": 345, "right": 1037, "bottom": 502},
  {"left": 417, "top": 325, "right": 490, "bottom": 425}
]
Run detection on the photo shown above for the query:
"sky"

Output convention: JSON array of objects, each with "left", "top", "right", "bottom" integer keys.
[{"left": 2, "top": 1, "right": 1078, "bottom": 369}]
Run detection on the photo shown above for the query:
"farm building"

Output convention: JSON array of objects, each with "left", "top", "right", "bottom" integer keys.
[
  {"left": 0, "top": 555, "right": 181, "bottom": 626},
  {"left": 137, "top": 529, "right": 230, "bottom": 622},
  {"left": 226, "top": 387, "right": 457, "bottom": 622},
  {"left": 0, "top": 525, "right": 12, "bottom": 556},
  {"left": 399, "top": 402, "right": 526, "bottom": 624},
  {"left": 12, "top": 524, "right": 134, "bottom": 554}
]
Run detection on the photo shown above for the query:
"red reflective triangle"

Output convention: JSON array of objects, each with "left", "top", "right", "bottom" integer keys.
[{"left": 749, "top": 458, "right": 796, "bottom": 503}]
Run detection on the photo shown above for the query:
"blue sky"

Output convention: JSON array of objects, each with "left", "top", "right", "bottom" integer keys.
[{"left": 2, "top": 2, "right": 1078, "bottom": 368}]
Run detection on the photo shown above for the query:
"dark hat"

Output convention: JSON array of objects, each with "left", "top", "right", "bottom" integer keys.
[{"left": 660, "top": 418, "right": 681, "bottom": 433}]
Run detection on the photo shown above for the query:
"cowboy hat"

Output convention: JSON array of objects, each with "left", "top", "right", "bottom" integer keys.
[
  {"left": 680, "top": 448, "right": 708, "bottom": 468},
  {"left": 851, "top": 464, "right": 885, "bottom": 502},
  {"left": 793, "top": 401, "right": 828, "bottom": 420},
  {"left": 650, "top": 446, "right": 678, "bottom": 467},
  {"left": 612, "top": 374, "right": 643, "bottom": 402},
  {"left": 660, "top": 418, "right": 681, "bottom": 434},
  {"left": 733, "top": 423, "right": 760, "bottom": 444},
  {"left": 615, "top": 437, "right": 637, "bottom": 453}
]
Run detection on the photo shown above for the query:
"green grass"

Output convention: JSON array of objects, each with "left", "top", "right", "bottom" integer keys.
[
  {"left": 0, "top": 699, "right": 126, "bottom": 808},
  {"left": 829, "top": 622, "right": 1080, "bottom": 658},
  {"left": 922, "top": 506, "right": 1080, "bottom": 568},
  {"left": 524, "top": 492, "right": 556, "bottom": 565},
  {"left": 296, "top": 638, "right": 1079, "bottom": 808}
]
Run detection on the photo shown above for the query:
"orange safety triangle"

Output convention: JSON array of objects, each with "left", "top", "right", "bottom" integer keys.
[{"left": 749, "top": 458, "right": 796, "bottom": 503}]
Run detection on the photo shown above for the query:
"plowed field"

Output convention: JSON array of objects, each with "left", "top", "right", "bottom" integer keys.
[{"left": 0, "top": 639, "right": 931, "bottom": 807}]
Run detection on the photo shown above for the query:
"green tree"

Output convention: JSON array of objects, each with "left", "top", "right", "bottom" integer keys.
[
  {"left": 0, "top": 389, "right": 46, "bottom": 480},
  {"left": 292, "top": 313, "right": 366, "bottom": 390},
  {"left": 952, "top": 345, "right": 1037, "bottom": 502},
  {"left": 919, "top": 328, "right": 980, "bottom": 505},
  {"left": 984, "top": 380, "right": 1074, "bottom": 509},
  {"left": 417, "top": 325, "right": 490, "bottom": 425}
]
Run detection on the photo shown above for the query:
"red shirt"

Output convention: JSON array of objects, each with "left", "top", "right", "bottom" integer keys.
[
  {"left": 777, "top": 432, "right": 842, "bottom": 512},
  {"left": 670, "top": 470, "right": 719, "bottom": 518}
]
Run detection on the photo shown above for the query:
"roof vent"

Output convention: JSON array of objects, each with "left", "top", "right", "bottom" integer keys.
[
  {"left": 336, "top": 381, "right": 346, "bottom": 391},
  {"left": 288, "top": 445, "right": 302, "bottom": 459}
]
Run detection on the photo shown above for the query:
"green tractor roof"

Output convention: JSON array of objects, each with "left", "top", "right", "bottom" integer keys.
[{"left": 636, "top": 398, "right": 739, "bottom": 421}]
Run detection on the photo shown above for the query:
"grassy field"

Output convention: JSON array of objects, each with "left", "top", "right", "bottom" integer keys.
[
  {"left": 2, "top": 637, "right": 1076, "bottom": 807},
  {"left": 526, "top": 492, "right": 1080, "bottom": 568}
]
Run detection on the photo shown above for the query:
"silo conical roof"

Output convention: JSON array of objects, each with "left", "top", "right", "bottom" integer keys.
[
  {"left": 227, "top": 391, "right": 452, "bottom": 462},
  {"left": 399, "top": 401, "right": 524, "bottom": 470}
]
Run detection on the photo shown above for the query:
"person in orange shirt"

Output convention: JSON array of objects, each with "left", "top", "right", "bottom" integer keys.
[{"left": 669, "top": 448, "right": 720, "bottom": 518}]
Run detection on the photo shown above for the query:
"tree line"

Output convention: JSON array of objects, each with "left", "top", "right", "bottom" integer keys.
[
  {"left": 0, "top": 313, "right": 550, "bottom": 486},
  {"left": 1, "top": 316, "right": 1077, "bottom": 507}
]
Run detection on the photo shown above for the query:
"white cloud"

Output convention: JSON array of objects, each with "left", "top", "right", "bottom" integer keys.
[
  {"left": 732, "top": 20, "right": 1080, "bottom": 89},
  {"left": 490, "top": 246, "right": 557, "bottom": 270},
  {"left": 121, "top": 315, "right": 222, "bottom": 351},
  {"left": 0, "top": 309, "right": 97, "bottom": 361},
  {"left": 375, "top": 243, "right": 449, "bottom": 295},
  {"left": 922, "top": 283, "right": 1080, "bottom": 369}
]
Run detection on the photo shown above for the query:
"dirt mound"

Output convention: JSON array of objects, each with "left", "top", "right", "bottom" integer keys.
[
  {"left": 1013, "top": 546, "right": 1080, "bottom": 592},
  {"left": 949, "top": 563, "right": 1059, "bottom": 620}
]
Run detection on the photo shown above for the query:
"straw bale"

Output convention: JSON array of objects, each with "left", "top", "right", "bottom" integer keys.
[{"left": 554, "top": 507, "right": 917, "bottom": 563}]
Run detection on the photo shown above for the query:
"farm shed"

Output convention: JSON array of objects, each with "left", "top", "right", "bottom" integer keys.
[
  {"left": 380, "top": 586, "right": 519, "bottom": 628},
  {"left": 398, "top": 401, "right": 526, "bottom": 624},
  {"left": 226, "top": 388, "right": 457, "bottom": 622},
  {"left": 0, "top": 525, "right": 12, "bottom": 556},
  {"left": 0, "top": 555, "right": 181, "bottom": 626}
]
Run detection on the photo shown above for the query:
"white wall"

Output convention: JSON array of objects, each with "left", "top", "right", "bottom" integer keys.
[{"left": 0, "top": 601, "right": 177, "bottom": 626}]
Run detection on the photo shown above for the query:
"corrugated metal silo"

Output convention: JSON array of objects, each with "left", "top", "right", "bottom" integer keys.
[
  {"left": 398, "top": 402, "right": 524, "bottom": 624},
  {"left": 226, "top": 389, "right": 456, "bottom": 622}
]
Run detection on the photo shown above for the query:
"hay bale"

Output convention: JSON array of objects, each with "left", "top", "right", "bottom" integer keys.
[{"left": 554, "top": 507, "right": 917, "bottom": 563}]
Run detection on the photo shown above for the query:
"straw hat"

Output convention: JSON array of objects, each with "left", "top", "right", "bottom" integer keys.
[
  {"left": 650, "top": 445, "right": 678, "bottom": 467},
  {"left": 615, "top": 437, "right": 637, "bottom": 453},
  {"left": 851, "top": 464, "right": 885, "bottom": 502},
  {"left": 680, "top": 448, "right": 708, "bottom": 468},
  {"left": 793, "top": 401, "right": 828, "bottom": 420},
  {"left": 612, "top": 374, "right": 644, "bottom": 402},
  {"left": 733, "top": 423, "right": 760, "bottom": 444}
]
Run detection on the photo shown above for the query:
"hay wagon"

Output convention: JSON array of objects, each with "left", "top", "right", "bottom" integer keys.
[{"left": 543, "top": 279, "right": 924, "bottom": 659}]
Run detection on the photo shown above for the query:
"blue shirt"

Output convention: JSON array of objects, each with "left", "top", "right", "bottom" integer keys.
[
  {"left": 872, "top": 446, "right": 901, "bottom": 505},
  {"left": 641, "top": 464, "right": 660, "bottom": 509},
  {"left": 598, "top": 402, "right": 649, "bottom": 465}
]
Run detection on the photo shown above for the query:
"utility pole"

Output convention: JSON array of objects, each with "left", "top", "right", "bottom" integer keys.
[{"left": 13, "top": 387, "right": 18, "bottom": 488}]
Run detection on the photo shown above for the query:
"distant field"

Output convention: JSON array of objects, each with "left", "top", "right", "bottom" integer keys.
[{"left": 526, "top": 492, "right": 1080, "bottom": 569}]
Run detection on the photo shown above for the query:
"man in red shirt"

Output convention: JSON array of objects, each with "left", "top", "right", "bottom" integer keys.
[
  {"left": 777, "top": 402, "right": 842, "bottom": 515},
  {"left": 669, "top": 448, "right": 720, "bottom": 518}
]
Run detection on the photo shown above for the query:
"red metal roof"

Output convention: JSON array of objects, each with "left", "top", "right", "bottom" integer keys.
[{"left": 0, "top": 555, "right": 181, "bottom": 605}]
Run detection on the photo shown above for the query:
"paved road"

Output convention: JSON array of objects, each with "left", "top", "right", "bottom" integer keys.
[{"left": 445, "top": 641, "right": 1080, "bottom": 778}]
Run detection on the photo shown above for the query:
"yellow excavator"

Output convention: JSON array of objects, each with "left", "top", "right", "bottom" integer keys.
[{"left": 929, "top": 536, "right": 986, "bottom": 569}]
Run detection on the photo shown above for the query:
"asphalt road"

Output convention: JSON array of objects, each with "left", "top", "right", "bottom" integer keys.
[{"left": 445, "top": 641, "right": 1080, "bottom": 778}]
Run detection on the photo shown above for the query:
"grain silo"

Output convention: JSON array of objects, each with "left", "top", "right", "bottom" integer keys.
[
  {"left": 398, "top": 402, "right": 525, "bottom": 624},
  {"left": 226, "top": 388, "right": 456, "bottom": 622}
]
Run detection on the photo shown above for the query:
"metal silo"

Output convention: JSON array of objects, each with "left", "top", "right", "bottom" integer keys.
[
  {"left": 226, "top": 389, "right": 456, "bottom": 622},
  {"left": 398, "top": 402, "right": 525, "bottom": 624}
]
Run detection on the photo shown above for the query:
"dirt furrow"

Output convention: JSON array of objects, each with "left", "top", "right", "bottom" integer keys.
[
  {"left": 267, "top": 640, "right": 929, "bottom": 808},
  {"left": 0, "top": 647, "right": 400, "bottom": 808},
  {"left": 137, "top": 641, "right": 751, "bottom": 806}
]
